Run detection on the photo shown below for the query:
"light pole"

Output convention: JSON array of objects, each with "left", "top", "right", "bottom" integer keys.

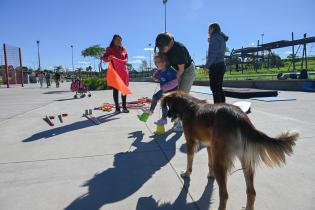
[
  {"left": 36, "top": 40, "right": 41, "bottom": 70},
  {"left": 163, "top": 0, "right": 167, "bottom": 32},
  {"left": 70, "top": 45, "right": 74, "bottom": 71},
  {"left": 261, "top": 33, "right": 264, "bottom": 65}
]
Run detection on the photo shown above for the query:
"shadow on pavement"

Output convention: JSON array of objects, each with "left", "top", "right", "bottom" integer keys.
[
  {"left": 55, "top": 98, "right": 78, "bottom": 101},
  {"left": 22, "top": 113, "right": 119, "bottom": 142},
  {"left": 136, "top": 178, "right": 214, "bottom": 210},
  {"left": 43, "top": 90, "right": 70, "bottom": 94},
  {"left": 63, "top": 130, "right": 182, "bottom": 210}
]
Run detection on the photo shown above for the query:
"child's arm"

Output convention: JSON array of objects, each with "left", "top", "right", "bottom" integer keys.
[
  {"left": 152, "top": 71, "right": 160, "bottom": 81},
  {"left": 161, "top": 68, "right": 178, "bottom": 91}
]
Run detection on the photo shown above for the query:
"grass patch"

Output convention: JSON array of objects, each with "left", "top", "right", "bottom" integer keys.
[{"left": 196, "top": 58, "right": 315, "bottom": 81}]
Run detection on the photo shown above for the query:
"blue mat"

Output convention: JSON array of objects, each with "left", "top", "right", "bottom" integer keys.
[
  {"left": 190, "top": 86, "right": 212, "bottom": 95},
  {"left": 251, "top": 97, "right": 296, "bottom": 102}
]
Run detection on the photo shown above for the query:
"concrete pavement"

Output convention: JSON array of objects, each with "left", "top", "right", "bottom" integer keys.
[{"left": 0, "top": 82, "right": 314, "bottom": 210}]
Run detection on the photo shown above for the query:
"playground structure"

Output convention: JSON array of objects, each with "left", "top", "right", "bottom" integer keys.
[
  {"left": 227, "top": 32, "right": 315, "bottom": 73},
  {"left": 0, "top": 43, "right": 25, "bottom": 88}
]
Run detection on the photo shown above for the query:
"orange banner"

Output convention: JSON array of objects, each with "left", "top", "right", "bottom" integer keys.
[{"left": 106, "top": 62, "right": 132, "bottom": 96}]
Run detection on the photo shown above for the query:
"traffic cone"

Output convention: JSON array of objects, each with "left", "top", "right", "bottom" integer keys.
[{"left": 154, "top": 124, "right": 165, "bottom": 135}]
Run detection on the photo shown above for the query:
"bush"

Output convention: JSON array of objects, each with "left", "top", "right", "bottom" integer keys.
[{"left": 82, "top": 77, "right": 109, "bottom": 90}]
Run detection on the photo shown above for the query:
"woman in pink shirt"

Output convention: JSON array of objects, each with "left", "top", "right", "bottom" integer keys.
[{"left": 102, "top": 34, "right": 130, "bottom": 113}]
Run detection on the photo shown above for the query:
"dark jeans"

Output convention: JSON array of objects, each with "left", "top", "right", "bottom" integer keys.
[
  {"left": 55, "top": 79, "right": 60, "bottom": 88},
  {"left": 150, "top": 87, "right": 178, "bottom": 119},
  {"left": 46, "top": 78, "right": 50, "bottom": 87},
  {"left": 209, "top": 62, "right": 226, "bottom": 103},
  {"left": 113, "top": 88, "right": 127, "bottom": 110}
]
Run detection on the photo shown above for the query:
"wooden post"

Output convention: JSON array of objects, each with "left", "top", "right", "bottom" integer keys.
[
  {"left": 291, "top": 32, "right": 296, "bottom": 72},
  {"left": 3, "top": 43, "right": 9, "bottom": 88},
  {"left": 304, "top": 33, "right": 308, "bottom": 69},
  {"left": 257, "top": 40, "right": 260, "bottom": 70},
  {"left": 229, "top": 49, "right": 233, "bottom": 74},
  {"left": 268, "top": 49, "right": 271, "bottom": 70},
  {"left": 241, "top": 47, "right": 244, "bottom": 74},
  {"left": 19, "top": 48, "right": 24, "bottom": 87}
]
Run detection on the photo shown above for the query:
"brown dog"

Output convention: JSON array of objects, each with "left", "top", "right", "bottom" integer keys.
[{"left": 162, "top": 91, "right": 298, "bottom": 210}]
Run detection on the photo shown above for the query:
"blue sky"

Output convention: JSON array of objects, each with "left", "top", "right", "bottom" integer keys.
[{"left": 1, "top": 0, "right": 314, "bottom": 70}]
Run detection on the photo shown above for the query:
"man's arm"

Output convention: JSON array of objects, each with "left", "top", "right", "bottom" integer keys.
[{"left": 177, "top": 64, "right": 185, "bottom": 82}]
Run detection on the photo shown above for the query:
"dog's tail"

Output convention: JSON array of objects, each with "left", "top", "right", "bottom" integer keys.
[{"left": 239, "top": 118, "right": 298, "bottom": 169}]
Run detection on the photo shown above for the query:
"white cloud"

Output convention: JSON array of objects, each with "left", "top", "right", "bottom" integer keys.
[
  {"left": 284, "top": 51, "right": 292, "bottom": 54},
  {"left": 144, "top": 47, "right": 154, "bottom": 51},
  {"left": 129, "top": 59, "right": 143, "bottom": 64},
  {"left": 78, "top": 61, "right": 91, "bottom": 65},
  {"left": 133, "top": 56, "right": 146, "bottom": 59},
  {"left": 251, "top": 42, "right": 255, "bottom": 46}
]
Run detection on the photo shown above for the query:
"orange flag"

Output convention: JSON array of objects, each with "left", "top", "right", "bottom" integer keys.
[{"left": 106, "top": 62, "right": 132, "bottom": 96}]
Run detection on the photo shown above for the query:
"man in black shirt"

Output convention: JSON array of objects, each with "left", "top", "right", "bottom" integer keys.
[
  {"left": 155, "top": 32, "right": 196, "bottom": 132},
  {"left": 155, "top": 32, "right": 195, "bottom": 94}
]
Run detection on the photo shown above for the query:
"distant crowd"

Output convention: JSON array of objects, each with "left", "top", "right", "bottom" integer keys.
[{"left": 35, "top": 71, "right": 62, "bottom": 88}]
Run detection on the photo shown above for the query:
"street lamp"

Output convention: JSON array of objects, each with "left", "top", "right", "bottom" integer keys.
[
  {"left": 36, "top": 40, "right": 41, "bottom": 70},
  {"left": 70, "top": 45, "right": 74, "bottom": 71},
  {"left": 163, "top": 0, "right": 167, "bottom": 32},
  {"left": 261, "top": 33, "right": 265, "bottom": 63}
]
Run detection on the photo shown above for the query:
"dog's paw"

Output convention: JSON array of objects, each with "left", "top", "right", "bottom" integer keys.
[{"left": 180, "top": 171, "right": 191, "bottom": 178}]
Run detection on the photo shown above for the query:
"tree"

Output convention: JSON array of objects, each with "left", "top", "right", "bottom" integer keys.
[
  {"left": 139, "top": 60, "right": 148, "bottom": 71},
  {"left": 81, "top": 45, "right": 105, "bottom": 72},
  {"left": 127, "top": 63, "right": 134, "bottom": 71},
  {"left": 54, "top": 65, "right": 64, "bottom": 72},
  {"left": 269, "top": 52, "right": 284, "bottom": 68}
]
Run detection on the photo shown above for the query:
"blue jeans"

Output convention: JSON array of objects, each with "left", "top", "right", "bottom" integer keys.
[{"left": 150, "top": 87, "right": 177, "bottom": 119}]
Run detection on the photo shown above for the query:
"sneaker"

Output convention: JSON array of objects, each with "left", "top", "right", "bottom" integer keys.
[
  {"left": 114, "top": 109, "right": 121, "bottom": 114},
  {"left": 154, "top": 118, "right": 167, "bottom": 125},
  {"left": 172, "top": 121, "right": 183, "bottom": 132},
  {"left": 144, "top": 110, "right": 153, "bottom": 115},
  {"left": 122, "top": 108, "right": 130, "bottom": 113}
]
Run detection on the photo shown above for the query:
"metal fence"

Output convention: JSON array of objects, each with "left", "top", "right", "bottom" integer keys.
[{"left": 0, "top": 43, "right": 24, "bottom": 87}]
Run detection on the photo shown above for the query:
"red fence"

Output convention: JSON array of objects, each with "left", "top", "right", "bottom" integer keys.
[{"left": 0, "top": 43, "right": 24, "bottom": 88}]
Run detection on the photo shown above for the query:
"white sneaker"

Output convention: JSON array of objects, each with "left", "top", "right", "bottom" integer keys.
[
  {"left": 154, "top": 118, "right": 167, "bottom": 125},
  {"left": 172, "top": 121, "right": 183, "bottom": 132}
]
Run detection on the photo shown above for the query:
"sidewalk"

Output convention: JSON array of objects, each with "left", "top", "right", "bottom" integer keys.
[{"left": 0, "top": 82, "right": 314, "bottom": 210}]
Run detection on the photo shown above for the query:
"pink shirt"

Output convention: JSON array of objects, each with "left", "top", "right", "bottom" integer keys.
[{"left": 102, "top": 46, "right": 129, "bottom": 86}]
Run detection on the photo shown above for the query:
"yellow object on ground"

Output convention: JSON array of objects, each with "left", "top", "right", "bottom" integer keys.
[{"left": 154, "top": 124, "right": 165, "bottom": 135}]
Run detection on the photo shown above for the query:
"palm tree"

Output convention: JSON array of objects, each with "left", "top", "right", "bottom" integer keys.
[{"left": 81, "top": 45, "right": 105, "bottom": 72}]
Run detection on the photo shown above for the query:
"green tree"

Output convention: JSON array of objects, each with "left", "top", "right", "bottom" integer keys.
[
  {"left": 81, "top": 45, "right": 105, "bottom": 72},
  {"left": 267, "top": 52, "right": 284, "bottom": 68},
  {"left": 139, "top": 60, "right": 148, "bottom": 71},
  {"left": 54, "top": 65, "right": 64, "bottom": 72},
  {"left": 127, "top": 63, "right": 133, "bottom": 71}
]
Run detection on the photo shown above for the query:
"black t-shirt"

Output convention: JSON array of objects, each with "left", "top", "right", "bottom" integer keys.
[
  {"left": 166, "top": 41, "right": 192, "bottom": 70},
  {"left": 55, "top": 73, "right": 61, "bottom": 80}
]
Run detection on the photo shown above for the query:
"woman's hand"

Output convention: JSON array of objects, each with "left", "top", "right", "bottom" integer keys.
[
  {"left": 107, "top": 55, "right": 113, "bottom": 61},
  {"left": 203, "top": 67, "right": 209, "bottom": 74}
]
